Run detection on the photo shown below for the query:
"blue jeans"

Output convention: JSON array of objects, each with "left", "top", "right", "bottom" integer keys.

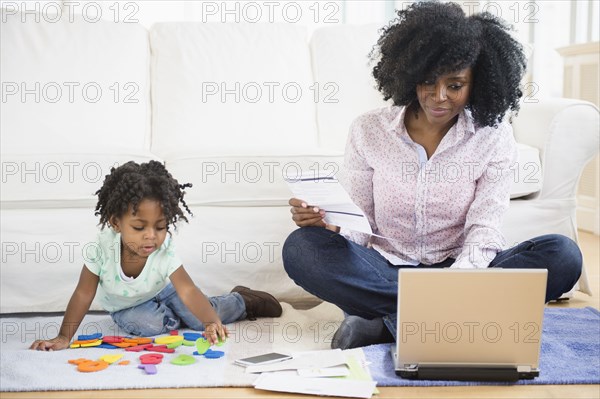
[
  {"left": 282, "top": 227, "right": 582, "bottom": 339},
  {"left": 110, "top": 284, "right": 246, "bottom": 336}
]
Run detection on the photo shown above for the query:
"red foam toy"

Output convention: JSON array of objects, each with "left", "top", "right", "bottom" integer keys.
[
  {"left": 125, "top": 344, "right": 154, "bottom": 352},
  {"left": 144, "top": 345, "right": 175, "bottom": 353},
  {"left": 139, "top": 353, "right": 163, "bottom": 364},
  {"left": 102, "top": 336, "right": 125, "bottom": 344}
]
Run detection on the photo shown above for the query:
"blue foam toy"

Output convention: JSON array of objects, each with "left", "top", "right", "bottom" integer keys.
[
  {"left": 77, "top": 332, "right": 102, "bottom": 341},
  {"left": 203, "top": 350, "right": 225, "bottom": 359},
  {"left": 183, "top": 332, "right": 202, "bottom": 341},
  {"left": 97, "top": 343, "right": 119, "bottom": 349},
  {"left": 193, "top": 349, "right": 225, "bottom": 359}
]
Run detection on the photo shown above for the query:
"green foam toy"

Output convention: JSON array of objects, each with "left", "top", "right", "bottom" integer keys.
[
  {"left": 170, "top": 354, "right": 196, "bottom": 366},
  {"left": 195, "top": 338, "right": 210, "bottom": 355},
  {"left": 166, "top": 340, "right": 183, "bottom": 349}
]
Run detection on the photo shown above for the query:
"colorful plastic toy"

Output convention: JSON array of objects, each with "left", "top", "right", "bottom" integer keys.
[
  {"left": 193, "top": 349, "right": 225, "bottom": 359},
  {"left": 154, "top": 335, "right": 183, "bottom": 345},
  {"left": 102, "top": 336, "right": 124, "bottom": 344},
  {"left": 138, "top": 364, "right": 157, "bottom": 375},
  {"left": 125, "top": 344, "right": 154, "bottom": 352},
  {"left": 77, "top": 333, "right": 102, "bottom": 341},
  {"left": 195, "top": 338, "right": 210, "bottom": 355},
  {"left": 183, "top": 332, "right": 202, "bottom": 341},
  {"left": 77, "top": 360, "right": 109, "bottom": 372},
  {"left": 144, "top": 345, "right": 175, "bottom": 353},
  {"left": 96, "top": 343, "right": 120, "bottom": 349},
  {"left": 139, "top": 353, "right": 163, "bottom": 365},
  {"left": 170, "top": 354, "right": 196, "bottom": 365},
  {"left": 166, "top": 341, "right": 183, "bottom": 349},
  {"left": 99, "top": 354, "right": 123, "bottom": 364},
  {"left": 203, "top": 349, "right": 225, "bottom": 359}
]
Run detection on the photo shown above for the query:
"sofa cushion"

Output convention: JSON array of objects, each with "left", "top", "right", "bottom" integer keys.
[
  {"left": 164, "top": 151, "right": 344, "bottom": 207},
  {"left": 0, "top": 152, "right": 160, "bottom": 209},
  {"left": 150, "top": 23, "right": 318, "bottom": 158},
  {"left": 0, "top": 9, "right": 151, "bottom": 153},
  {"left": 510, "top": 143, "right": 542, "bottom": 199},
  {"left": 310, "top": 24, "right": 389, "bottom": 151}
]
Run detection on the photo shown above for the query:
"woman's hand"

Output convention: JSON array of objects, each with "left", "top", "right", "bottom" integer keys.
[
  {"left": 30, "top": 335, "right": 70, "bottom": 351},
  {"left": 289, "top": 198, "right": 326, "bottom": 227},
  {"left": 204, "top": 321, "right": 228, "bottom": 345}
]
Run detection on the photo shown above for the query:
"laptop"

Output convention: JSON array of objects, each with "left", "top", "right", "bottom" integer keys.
[{"left": 391, "top": 268, "right": 547, "bottom": 381}]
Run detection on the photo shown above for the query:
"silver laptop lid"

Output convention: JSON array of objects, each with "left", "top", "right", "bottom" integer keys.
[{"left": 396, "top": 269, "right": 547, "bottom": 369}]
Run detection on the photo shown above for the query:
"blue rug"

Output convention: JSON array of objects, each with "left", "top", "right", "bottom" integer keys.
[{"left": 364, "top": 307, "right": 600, "bottom": 386}]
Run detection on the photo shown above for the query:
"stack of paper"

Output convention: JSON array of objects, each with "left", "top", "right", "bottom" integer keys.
[{"left": 247, "top": 349, "right": 378, "bottom": 398}]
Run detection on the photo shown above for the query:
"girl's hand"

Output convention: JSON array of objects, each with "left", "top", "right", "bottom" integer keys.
[
  {"left": 30, "top": 335, "right": 70, "bottom": 351},
  {"left": 204, "top": 321, "right": 228, "bottom": 345},
  {"left": 289, "top": 198, "right": 326, "bottom": 228}
]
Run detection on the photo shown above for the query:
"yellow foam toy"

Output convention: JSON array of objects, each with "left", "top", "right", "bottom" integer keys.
[
  {"left": 80, "top": 339, "right": 103, "bottom": 348},
  {"left": 154, "top": 335, "right": 184, "bottom": 345},
  {"left": 99, "top": 354, "right": 124, "bottom": 364}
]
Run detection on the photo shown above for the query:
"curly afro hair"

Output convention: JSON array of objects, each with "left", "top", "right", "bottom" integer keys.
[
  {"left": 371, "top": 1, "right": 527, "bottom": 127},
  {"left": 94, "top": 160, "right": 192, "bottom": 231}
]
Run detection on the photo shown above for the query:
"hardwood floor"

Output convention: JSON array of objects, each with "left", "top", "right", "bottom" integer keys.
[{"left": 2, "top": 231, "right": 598, "bottom": 399}]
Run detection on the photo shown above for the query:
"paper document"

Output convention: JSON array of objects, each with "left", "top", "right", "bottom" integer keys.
[
  {"left": 246, "top": 348, "right": 346, "bottom": 374},
  {"left": 251, "top": 350, "right": 377, "bottom": 398},
  {"left": 253, "top": 371, "right": 376, "bottom": 399},
  {"left": 297, "top": 365, "right": 350, "bottom": 378},
  {"left": 285, "top": 173, "right": 373, "bottom": 235}
]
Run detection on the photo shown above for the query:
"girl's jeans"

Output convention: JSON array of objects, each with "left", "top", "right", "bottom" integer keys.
[
  {"left": 111, "top": 284, "right": 246, "bottom": 336},
  {"left": 282, "top": 227, "right": 583, "bottom": 339}
]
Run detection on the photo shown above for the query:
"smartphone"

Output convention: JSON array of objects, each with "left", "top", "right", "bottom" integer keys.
[{"left": 234, "top": 352, "right": 292, "bottom": 367}]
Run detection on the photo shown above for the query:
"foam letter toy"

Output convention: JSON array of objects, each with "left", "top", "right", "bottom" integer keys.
[
  {"left": 138, "top": 364, "right": 157, "bottom": 375},
  {"left": 195, "top": 338, "right": 210, "bottom": 355},
  {"left": 99, "top": 354, "right": 123, "bottom": 364},
  {"left": 139, "top": 353, "right": 163, "bottom": 364},
  {"left": 154, "top": 335, "right": 183, "bottom": 345},
  {"left": 77, "top": 360, "right": 109, "bottom": 372},
  {"left": 77, "top": 333, "right": 102, "bottom": 341},
  {"left": 170, "top": 354, "right": 196, "bottom": 365}
]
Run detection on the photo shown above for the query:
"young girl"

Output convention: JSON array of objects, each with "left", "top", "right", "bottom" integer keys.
[{"left": 30, "top": 160, "right": 282, "bottom": 351}]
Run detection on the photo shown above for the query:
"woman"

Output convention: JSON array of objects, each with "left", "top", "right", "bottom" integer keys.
[{"left": 282, "top": 2, "right": 582, "bottom": 350}]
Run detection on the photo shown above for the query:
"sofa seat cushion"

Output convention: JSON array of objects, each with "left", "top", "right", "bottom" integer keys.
[{"left": 1, "top": 152, "right": 161, "bottom": 209}]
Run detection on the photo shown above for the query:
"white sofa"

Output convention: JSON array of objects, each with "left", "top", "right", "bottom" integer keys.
[{"left": 1, "top": 11, "right": 598, "bottom": 313}]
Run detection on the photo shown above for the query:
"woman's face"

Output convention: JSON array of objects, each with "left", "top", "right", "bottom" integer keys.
[{"left": 415, "top": 67, "right": 472, "bottom": 127}]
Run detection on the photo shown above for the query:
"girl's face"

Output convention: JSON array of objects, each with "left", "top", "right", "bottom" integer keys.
[
  {"left": 415, "top": 67, "right": 472, "bottom": 127},
  {"left": 110, "top": 199, "right": 168, "bottom": 265}
]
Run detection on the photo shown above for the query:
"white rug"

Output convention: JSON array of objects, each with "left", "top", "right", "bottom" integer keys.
[{"left": 0, "top": 302, "right": 345, "bottom": 391}]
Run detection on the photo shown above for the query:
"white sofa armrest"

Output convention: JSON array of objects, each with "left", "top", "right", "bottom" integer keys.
[{"left": 512, "top": 98, "right": 600, "bottom": 200}]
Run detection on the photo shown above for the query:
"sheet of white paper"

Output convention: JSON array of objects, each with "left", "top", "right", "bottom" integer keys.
[
  {"left": 253, "top": 371, "right": 376, "bottom": 399},
  {"left": 297, "top": 365, "right": 350, "bottom": 378},
  {"left": 246, "top": 348, "right": 346, "bottom": 374},
  {"left": 285, "top": 174, "right": 373, "bottom": 235}
]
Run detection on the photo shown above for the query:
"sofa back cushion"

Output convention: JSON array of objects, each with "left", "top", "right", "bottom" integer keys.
[
  {"left": 310, "top": 24, "right": 389, "bottom": 151},
  {"left": 150, "top": 23, "right": 318, "bottom": 158},
  {"left": 0, "top": 9, "right": 151, "bottom": 154}
]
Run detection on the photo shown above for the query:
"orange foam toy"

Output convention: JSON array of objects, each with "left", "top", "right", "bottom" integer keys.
[
  {"left": 68, "top": 358, "right": 89, "bottom": 365},
  {"left": 77, "top": 360, "right": 109, "bottom": 372},
  {"left": 123, "top": 337, "right": 153, "bottom": 345}
]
